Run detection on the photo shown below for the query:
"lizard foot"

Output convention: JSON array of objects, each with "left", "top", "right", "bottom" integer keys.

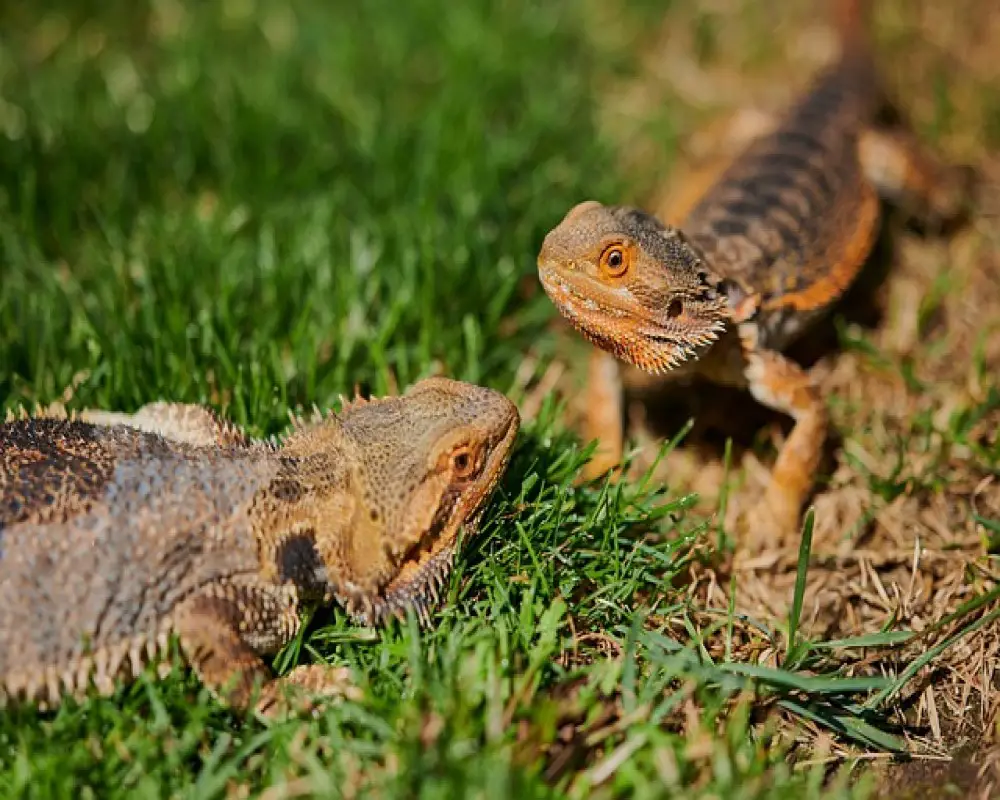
[
  {"left": 582, "top": 451, "right": 623, "bottom": 482},
  {"left": 254, "top": 664, "right": 361, "bottom": 720},
  {"left": 738, "top": 496, "right": 802, "bottom": 554}
]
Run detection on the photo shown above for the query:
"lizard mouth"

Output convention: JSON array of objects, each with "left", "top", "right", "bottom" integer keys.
[
  {"left": 347, "top": 417, "right": 518, "bottom": 627},
  {"left": 538, "top": 264, "right": 726, "bottom": 374}
]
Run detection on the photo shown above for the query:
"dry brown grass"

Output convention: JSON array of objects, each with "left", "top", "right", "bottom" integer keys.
[{"left": 544, "top": 0, "right": 1000, "bottom": 793}]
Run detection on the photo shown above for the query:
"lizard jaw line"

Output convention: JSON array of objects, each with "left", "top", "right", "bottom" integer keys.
[
  {"left": 346, "top": 495, "right": 487, "bottom": 628},
  {"left": 539, "top": 265, "right": 725, "bottom": 375},
  {"left": 349, "top": 541, "right": 458, "bottom": 628}
]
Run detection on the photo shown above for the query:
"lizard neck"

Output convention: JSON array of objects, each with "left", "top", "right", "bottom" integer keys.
[{"left": 250, "top": 452, "right": 355, "bottom": 602}]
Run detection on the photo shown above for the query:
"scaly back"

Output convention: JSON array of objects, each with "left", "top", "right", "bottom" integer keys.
[
  {"left": 0, "top": 419, "right": 274, "bottom": 688},
  {"left": 681, "top": 0, "right": 881, "bottom": 311}
]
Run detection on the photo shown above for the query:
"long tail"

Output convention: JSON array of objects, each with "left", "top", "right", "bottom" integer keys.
[
  {"left": 831, "top": 0, "right": 879, "bottom": 111},
  {"left": 833, "top": 0, "right": 873, "bottom": 62}
]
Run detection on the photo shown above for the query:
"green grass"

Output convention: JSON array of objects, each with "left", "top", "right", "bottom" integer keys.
[{"left": 1, "top": 1, "right": 989, "bottom": 797}]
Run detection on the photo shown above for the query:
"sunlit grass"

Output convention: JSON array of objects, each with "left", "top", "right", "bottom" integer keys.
[{"left": 2, "top": 1, "right": 995, "bottom": 797}]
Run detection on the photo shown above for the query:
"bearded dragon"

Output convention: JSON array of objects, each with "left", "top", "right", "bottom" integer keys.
[
  {"left": 536, "top": 0, "right": 971, "bottom": 544},
  {"left": 0, "top": 377, "right": 519, "bottom": 717}
]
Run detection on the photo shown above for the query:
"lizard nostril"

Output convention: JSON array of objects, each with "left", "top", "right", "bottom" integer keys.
[{"left": 667, "top": 299, "right": 683, "bottom": 318}]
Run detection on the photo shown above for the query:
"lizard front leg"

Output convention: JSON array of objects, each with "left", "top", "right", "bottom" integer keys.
[
  {"left": 737, "top": 323, "right": 828, "bottom": 549},
  {"left": 581, "top": 349, "right": 625, "bottom": 480},
  {"left": 173, "top": 586, "right": 357, "bottom": 719},
  {"left": 80, "top": 402, "right": 249, "bottom": 449}
]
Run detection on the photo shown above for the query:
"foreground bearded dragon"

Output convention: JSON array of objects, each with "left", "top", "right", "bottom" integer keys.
[
  {"left": 537, "top": 0, "right": 971, "bottom": 544},
  {"left": 0, "top": 377, "right": 519, "bottom": 717}
]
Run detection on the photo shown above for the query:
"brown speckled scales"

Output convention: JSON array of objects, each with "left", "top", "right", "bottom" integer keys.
[
  {"left": 0, "top": 378, "right": 519, "bottom": 716},
  {"left": 536, "top": 0, "right": 971, "bottom": 546},
  {"left": 682, "top": 47, "right": 880, "bottom": 317}
]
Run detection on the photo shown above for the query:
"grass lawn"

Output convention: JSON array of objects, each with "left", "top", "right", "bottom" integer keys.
[{"left": 1, "top": 0, "right": 998, "bottom": 797}]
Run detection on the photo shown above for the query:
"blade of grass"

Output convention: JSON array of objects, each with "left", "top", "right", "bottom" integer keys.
[
  {"left": 786, "top": 506, "right": 815, "bottom": 665},
  {"left": 866, "top": 602, "right": 1000, "bottom": 709}
]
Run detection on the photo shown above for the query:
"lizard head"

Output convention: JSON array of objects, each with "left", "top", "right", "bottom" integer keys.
[
  {"left": 537, "top": 200, "right": 733, "bottom": 374},
  {"left": 302, "top": 377, "right": 519, "bottom": 626}
]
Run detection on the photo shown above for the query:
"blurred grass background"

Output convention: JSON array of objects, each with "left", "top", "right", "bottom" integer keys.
[{"left": 0, "top": 0, "right": 646, "bottom": 424}]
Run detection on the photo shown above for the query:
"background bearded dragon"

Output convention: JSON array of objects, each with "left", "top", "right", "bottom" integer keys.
[{"left": 536, "top": 0, "right": 972, "bottom": 545}]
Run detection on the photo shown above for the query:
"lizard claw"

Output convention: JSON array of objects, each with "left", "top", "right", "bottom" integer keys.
[{"left": 254, "top": 664, "right": 362, "bottom": 720}]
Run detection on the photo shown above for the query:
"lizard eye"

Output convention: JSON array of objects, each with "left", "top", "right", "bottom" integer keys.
[
  {"left": 451, "top": 446, "right": 478, "bottom": 479},
  {"left": 599, "top": 244, "right": 630, "bottom": 278},
  {"left": 667, "top": 298, "right": 683, "bottom": 318}
]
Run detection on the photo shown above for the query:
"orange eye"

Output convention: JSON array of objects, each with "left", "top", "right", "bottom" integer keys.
[
  {"left": 599, "top": 244, "right": 630, "bottom": 278},
  {"left": 451, "top": 447, "right": 477, "bottom": 479}
]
